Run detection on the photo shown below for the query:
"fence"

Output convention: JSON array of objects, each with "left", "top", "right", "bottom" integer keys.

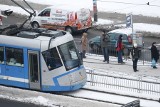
[
  {"left": 75, "top": 39, "right": 160, "bottom": 64},
  {"left": 86, "top": 69, "right": 160, "bottom": 97}
]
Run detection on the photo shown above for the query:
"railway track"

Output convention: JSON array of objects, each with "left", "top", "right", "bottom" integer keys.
[{"left": 56, "top": 88, "right": 160, "bottom": 107}]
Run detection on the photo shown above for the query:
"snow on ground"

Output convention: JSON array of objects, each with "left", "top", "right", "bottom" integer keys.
[
  {"left": 0, "top": 85, "right": 119, "bottom": 107},
  {"left": 26, "top": 0, "right": 160, "bottom": 18},
  {"left": 1, "top": 3, "right": 160, "bottom": 34},
  {"left": 1, "top": 1, "right": 160, "bottom": 107},
  {"left": 0, "top": 4, "right": 28, "bottom": 15}
]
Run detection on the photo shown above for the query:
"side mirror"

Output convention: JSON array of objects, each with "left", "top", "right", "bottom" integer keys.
[{"left": 3, "top": 10, "right": 13, "bottom": 16}]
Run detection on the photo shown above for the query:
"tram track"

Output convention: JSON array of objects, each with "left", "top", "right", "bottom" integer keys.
[
  {"left": 55, "top": 87, "right": 160, "bottom": 107},
  {"left": 56, "top": 89, "right": 123, "bottom": 107}
]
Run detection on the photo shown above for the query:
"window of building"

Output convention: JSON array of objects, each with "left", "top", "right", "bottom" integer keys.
[
  {"left": 42, "top": 47, "right": 62, "bottom": 71},
  {"left": 0, "top": 46, "right": 4, "bottom": 64},
  {"left": 6, "top": 47, "right": 24, "bottom": 67}
]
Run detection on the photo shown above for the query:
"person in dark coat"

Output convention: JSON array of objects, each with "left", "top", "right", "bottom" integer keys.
[
  {"left": 151, "top": 42, "right": 159, "bottom": 69},
  {"left": 116, "top": 35, "right": 124, "bottom": 64},
  {"left": 131, "top": 43, "right": 139, "bottom": 72},
  {"left": 100, "top": 31, "right": 110, "bottom": 63}
]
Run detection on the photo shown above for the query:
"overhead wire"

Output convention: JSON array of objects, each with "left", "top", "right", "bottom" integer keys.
[{"left": 97, "top": 0, "right": 160, "bottom": 7}]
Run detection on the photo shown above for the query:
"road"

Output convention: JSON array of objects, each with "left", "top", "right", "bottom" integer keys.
[{"left": 0, "top": 98, "right": 40, "bottom": 107}]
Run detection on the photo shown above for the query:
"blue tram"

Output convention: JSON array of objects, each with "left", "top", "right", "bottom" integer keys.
[{"left": 0, "top": 29, "right": 87, "bottom": 91}]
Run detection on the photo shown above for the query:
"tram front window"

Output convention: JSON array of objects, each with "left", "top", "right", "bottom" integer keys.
[
  {"left": 42, "top": 47, "right": 62, "bottom": 71},
  {"left": 58, "top": 41, "right": 82, "bottom": 71}
]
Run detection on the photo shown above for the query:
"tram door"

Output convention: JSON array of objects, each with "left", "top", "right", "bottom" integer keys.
[{"left": 28, "top": 50, "right": 40, "bottom": 90}]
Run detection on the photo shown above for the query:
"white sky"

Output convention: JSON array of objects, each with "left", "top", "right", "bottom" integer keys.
[{"left": 0, "top": 1, "right": 160, "bottom": 106}]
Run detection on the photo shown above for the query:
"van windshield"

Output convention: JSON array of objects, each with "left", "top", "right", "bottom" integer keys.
[{"left": 58, "top": 41, "right": 82, "bottom": 71}]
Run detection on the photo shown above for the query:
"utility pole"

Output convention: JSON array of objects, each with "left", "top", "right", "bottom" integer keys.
[{"left": 93, "top": 0, "right": 98, "bottom": 22}]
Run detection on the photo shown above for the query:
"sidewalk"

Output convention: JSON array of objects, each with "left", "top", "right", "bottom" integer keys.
[{"left": 83, "top": 54, "right": 160, "bottom": 77}]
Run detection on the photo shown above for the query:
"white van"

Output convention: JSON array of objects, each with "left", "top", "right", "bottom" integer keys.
[{"left": 30, "top": 6, "right": 92, "bottom": 34}]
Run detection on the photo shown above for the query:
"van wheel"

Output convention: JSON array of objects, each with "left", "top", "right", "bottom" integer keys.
[
  {"left": 65, "top": 27, "right": 73, "bottom": 34},
  {"left": 32, "top": 22, "right": 39, "bottom": 28}
]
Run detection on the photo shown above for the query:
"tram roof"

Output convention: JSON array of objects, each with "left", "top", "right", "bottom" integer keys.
[{"left": 0, "top": 29, "right": 73, "bottom": 49}]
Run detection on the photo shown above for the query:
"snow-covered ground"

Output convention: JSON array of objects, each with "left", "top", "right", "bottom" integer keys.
[
  {"left": 26, "top": 0, "right": 160, "bottom": 18},
  {"left": 1, "top": 0, "right": 160, "bottom": 107},
  {"left": 1, "top": 1, "right": 160, "bottom": 34}
]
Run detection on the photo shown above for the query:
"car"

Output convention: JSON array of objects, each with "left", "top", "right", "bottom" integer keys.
[{"left": 89, "top": 28, "right": 143, "bottom": 55}]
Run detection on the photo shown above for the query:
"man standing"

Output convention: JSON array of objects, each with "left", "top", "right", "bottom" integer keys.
[
  {"left": 100, "top": 31, "right": 110, "bottom": 63},
  {"left": 131, "top": 43, "right": 139, "bottom": 72}
]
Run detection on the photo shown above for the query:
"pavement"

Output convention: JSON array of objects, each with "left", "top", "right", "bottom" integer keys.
[{"left": 83, "top": 53, "right": 160, "bottom": 78}]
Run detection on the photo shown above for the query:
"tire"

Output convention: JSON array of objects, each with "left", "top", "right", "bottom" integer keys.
[
  {"left": 31, "top": 22, "right": 40, "bottom": 28},
  {"left": 65, "top": 27, "right": 73, "bottom": 34}
]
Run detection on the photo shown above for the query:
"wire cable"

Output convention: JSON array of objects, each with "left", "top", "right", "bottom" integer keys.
[{"left": 97, "top": 0, "right": 160, "bottom": 7}]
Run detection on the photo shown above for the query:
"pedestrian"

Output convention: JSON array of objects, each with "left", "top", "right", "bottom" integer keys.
[
  {"left": 131, "top": 43, "right": 139, "bottom": 72},
  {"left": 100, "top": 30, "right": 110, "bottom": 63},
  {"left": 116, "top": 35, "right": 124, "bottom": 64},
  {"left": 151, "top": 42, "right": 159, "bottom": 69},
  {"left": 81, "top": 32, "right": 88, "bottom": 58}
]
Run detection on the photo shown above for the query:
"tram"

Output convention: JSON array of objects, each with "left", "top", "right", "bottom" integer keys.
[
  {"left": 0, "top": 28, "right": 87, "bottom": 91},
  {"left": 0, "top": 0, "right": 87, "bottom": 91}
]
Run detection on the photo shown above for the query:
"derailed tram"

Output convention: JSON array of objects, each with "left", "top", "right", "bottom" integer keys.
[{"left": 0, "top": 29, "right": 87, "bottom": 91}]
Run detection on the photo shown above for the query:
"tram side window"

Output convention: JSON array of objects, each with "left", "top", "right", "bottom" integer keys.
[
  {"left": 6, "top": 47, "right": 24, "bottom": 67},
  {"left": 0, "top": 47, "right": 4, "bottom": 64},
  {"left": 42, "top": 47, "right": 62, "bottom": 71}
]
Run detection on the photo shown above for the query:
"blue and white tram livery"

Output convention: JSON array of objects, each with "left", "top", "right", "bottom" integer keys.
[{"left": 0, "top": 29, "right": 87, "bottom": 91}]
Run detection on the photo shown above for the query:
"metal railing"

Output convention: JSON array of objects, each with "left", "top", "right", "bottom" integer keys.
[
  {"left": 86, "top": 69, "right": 160, "bottom": 96},
  {"left": 75, "top": 39, "right": 160, "bottom": 64}
]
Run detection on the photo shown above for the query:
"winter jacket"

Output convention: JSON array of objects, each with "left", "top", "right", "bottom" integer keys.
[
  {"left": 81, "top": 33, "right": 88, "bottom": 51},
  {"left": 100, "top": 34, "right": 110, "bottom": 48},
  {"left": 116, "top": 35, "right": 123, "bottom": 51},
  {"left": 131, "top": 47, "right": 139, "bottom": 60},
  {"left": 151, "top": 44, "right": 159, "bottom": 62}
]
